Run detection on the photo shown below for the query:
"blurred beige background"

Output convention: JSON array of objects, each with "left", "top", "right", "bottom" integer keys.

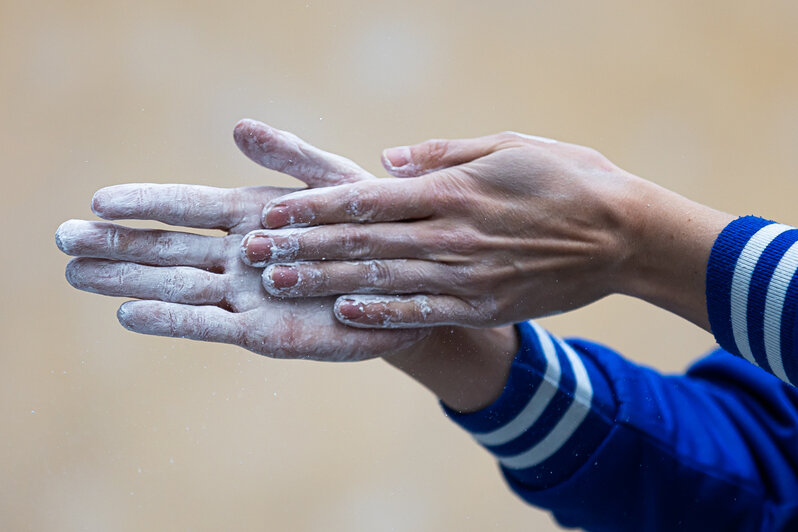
[{"left": 2, "top": 1, "right": 797, "bottom": 530}]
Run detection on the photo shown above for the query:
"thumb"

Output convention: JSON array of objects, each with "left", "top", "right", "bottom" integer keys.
[
  {"left": 381, "top": 134, "right": 512, "bottom": 178},
  {"left": 234, "top": 118, "right": 375, "bottom": 188}
]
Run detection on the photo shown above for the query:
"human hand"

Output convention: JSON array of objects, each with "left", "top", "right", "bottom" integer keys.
[
  {"left": 55, "top": 119, "right": 429, "bottom": 361},
  {"left": 239, "top": 132, "right": 640, "bottom": 328}
]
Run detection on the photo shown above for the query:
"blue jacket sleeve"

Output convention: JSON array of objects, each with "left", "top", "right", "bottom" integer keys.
[
  {"left": 707, "top": 216, "right": 798, "bottom": 385},
  {"left": 443, "top": 322, "right": 798, "bottom": 531}
]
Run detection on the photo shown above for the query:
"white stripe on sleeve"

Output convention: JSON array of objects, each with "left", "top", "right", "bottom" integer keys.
[
  {"left": 499, "top": 337, "right": 593, "bottom": 470},
  {"left": 473, "top": 321, "right": 561, "bottom": 446},
  {"left": 730, "top": 224, "right": 792, "bottom": 367},
  {"left": 763, "top": 241, "right": 798, "bottom": 384}
]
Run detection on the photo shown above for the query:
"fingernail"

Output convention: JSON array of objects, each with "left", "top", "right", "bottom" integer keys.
[
  {"left": 336, "top": 299, "right": 365, "bottom": 320},
  {"left": 271, "top": 265, "right": 299, "bottom": 289},
  {"left": 382, "top": 146, "right": 411, "bottom": 169},
  {"left": 244, "top": 235, "right": 273, "bottom": 264},
  {"left": 264, "top": 206, "right": 291, "bottom": 228}
]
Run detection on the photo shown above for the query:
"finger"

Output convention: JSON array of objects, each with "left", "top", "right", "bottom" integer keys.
[
  {"left": 381, "top": 135, "right": 502, "bottom": 177},
  {"left": 117, "top": 300, "right": 245, "bottom": 345},
  {"left": 260, "top": 259, "right": 457, "bottom": 297},
  {"left": 334, "top": 294, "right": 493, "bottom": 328},
  {"left": 260, "top": 178, "right": 434, "bottom": 229},
  {"left": 381, "top": 131, "right": 557, "bottom": 177},
  {"left": 118, "top": 299, "right": 429, "bottom": 362},
  {"left": 91, "top": 183, "right": 289, "bottom": 232},
  {"left": 234, "top": 118, "right": 374, "bottom": 187},
  {"left": 65, "top": 258, "right": 228, "bottom": 305},
  {"left": 240, "top": 224, "right": 438, "bottom": 266},
  {"left": 56, "top": 219, "right": 230, "bottom": 268}
]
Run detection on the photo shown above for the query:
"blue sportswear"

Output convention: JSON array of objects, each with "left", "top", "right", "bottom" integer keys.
[{"left": 443, "top": 216, "right": 798, "bottom": 531}]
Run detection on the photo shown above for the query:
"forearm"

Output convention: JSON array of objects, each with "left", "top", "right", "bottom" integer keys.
[
  {"left": 614, "top": 174, "right": 798, "bottom": 385},
  {"left": 614, "top": 175, "right": 735, "bottom": 331}
]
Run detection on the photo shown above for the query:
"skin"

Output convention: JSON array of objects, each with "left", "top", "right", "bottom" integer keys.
[
  {"left": 56, "top": 119, "right": 518, "bottom": 412},
  {"left": 241, "top": 132, "right": 735, "bottom": 332}
]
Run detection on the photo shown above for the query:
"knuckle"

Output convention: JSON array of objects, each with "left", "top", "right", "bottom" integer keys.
[
  {"left": 164, "top": 269, "right": 192, "bottom": 302},
  {"left": 583, "top": 146, "right": 603, "bottom": 159},
  {"left": 418, "top": 139, "right": 449, "bottom": 164},
  {"left": 496, "top": 131, "right": 550, "bottom": 148},
  {"left": 411, "top": 298, "right": 431, "bottom": 322},
  {"left": 455, "top": 266, "right": 491, "bottom": 291},
  {"left": 224, "top": 188, "right": 246, "bottom": 222},
  {"left": 364, "top": 260, "right": 394, "bottom": 287},
  {"left": 440, "top": 227, "right": 482, "bottom": 256},
  {"left": 154, "top": 234, "right": 178, "bottom": 261},
  {"left": 344, "top": 185, "right": 378, "bottom": 220},
  {"left": 578, "top": 146, "right": 615, "bottom": 171},
  {"left": 402, "top": 264, "right": 434, "bottom": 292},
  {"left": 106, "top": 225, "right": 125, "bottom": 252},
  {"left": 163, "top": 307, "right": 182, "bottom": 337},
  {"left": 496, "top": 131, "right": 524, "bottom": 143},
  {"left": 457, "top": 296, "right": 494, "bottom": 325},
  {"left": 111, "top": 262, "right": 132, "bottom": 289},
  {"left": 340, "top": 226, "right": 370, "bottom": 256},
  {"left": 207, "top": 273, "right": 227, "bottom": 303}
]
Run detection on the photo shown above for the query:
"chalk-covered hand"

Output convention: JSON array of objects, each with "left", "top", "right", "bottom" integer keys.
[
  {"left": 239, "top": 132, "right": 642, "bottom": 328},
  {"left": 55, "top": 120, "right": 429, "bottom": 361}
]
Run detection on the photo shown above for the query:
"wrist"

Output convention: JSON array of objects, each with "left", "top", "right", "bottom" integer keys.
[
  {"left": 614, "top": 176, "right": 735, "bottom": 330},
  {"left": 384, "top": 325, "right": 519, "bottom": 413}
]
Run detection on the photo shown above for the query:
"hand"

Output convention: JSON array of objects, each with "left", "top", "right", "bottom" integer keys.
[
  {"left": 57, "top": 120, "right": 521, "bottom": 411},
  {"left": 239, "top": 132, "right": 640, "bottom": 328},
  {"left": 55, "top": 119, "right": 430, "bottom": 361}
]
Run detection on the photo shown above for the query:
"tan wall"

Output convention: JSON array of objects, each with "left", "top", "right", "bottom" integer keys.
[{"left": 2, "top": 1, "right": 797, "bottom": 530}]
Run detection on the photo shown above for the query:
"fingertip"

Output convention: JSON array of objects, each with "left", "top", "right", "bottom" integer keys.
[
  {"left": 55, "top": 219, "right": 79, "bottom": 254},
  {"left": 262, "top": 263, "right": 301, "bottom": 296},
  {"left": 272, "top": 264, "right": 299, "bottom": 288},
  {"left": 116, "top": 302, "right": 135, "bottom": 330},
  {"left": 262, "top": 205, "right": 291, "bottom": 229},
  {"left": 90, "top": 189, "right": 107, "bottom": 217},
  {"left": 261, "top": 265, "right": 282, "bottom": 297},
  {"left": 234, "top": 117, "right": 258, "bottom": 132},
  {"left": 383, "top": 146, "right": 411, "bottom": 168},
  {"left": 90, "top": 184, "right": 147, "bottom": 220},
  {"left": 239, "top": 231, "right": 270, "bottom": 266},
  {"left": 233, "top": 118, "right": 260, "bottom": 145},
  {"left": 64, "top": 257, "right": 90, "bottom": 289},
  {"left": 234, "top": 118, "right": 278, "bottom": 166},
  {"left": 334, "top": 297, "right": 365, "bottom": 323},
  {"left": 64, "top": 258, "right": 79, "bottom": 288},
  {"left": 381, "top": 146, "right": 415, "bottom": 176}
]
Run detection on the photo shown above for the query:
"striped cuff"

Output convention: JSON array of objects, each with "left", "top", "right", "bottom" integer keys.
[
  {"left": 442, "top": 321, "right": 615, "bottom": 489},
  {"left": 706, "top": 215, "right": 798, "bottom": 385}
]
